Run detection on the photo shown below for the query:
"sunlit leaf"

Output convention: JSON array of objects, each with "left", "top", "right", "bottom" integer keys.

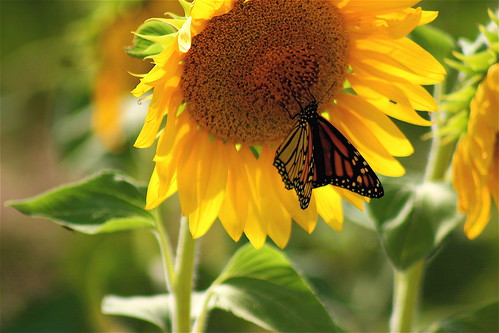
[
  {"left": 102, "top": 293, "right": 206, "bottom": 330},
  {"left": 8, "top": 172, "right": 155, "bottom": 234},
  {"left": 208, "top": 244, "right": 342, "bottom": 332}
]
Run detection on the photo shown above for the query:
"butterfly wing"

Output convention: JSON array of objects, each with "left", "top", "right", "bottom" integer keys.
[
  {"left": 310, "top": 116, "right": 384, "bottom": 198},
  {"left": 273, "top": 121, "right": 315, "bottom": 209}
]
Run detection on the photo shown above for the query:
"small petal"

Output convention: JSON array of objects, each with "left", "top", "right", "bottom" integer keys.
[{"left": 314, "top": 186, "right": 344, "bottom": 231}]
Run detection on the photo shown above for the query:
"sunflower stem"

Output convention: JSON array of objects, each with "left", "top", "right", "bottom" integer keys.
[
  {"left": 389, "top": 260, "right": 425, "bottom": 333},
  {"left": 390, "top": 82, "right": 454, "bottom": 333},
  {"left": 424, "top": 82, "right": 454, "bottom": 182},
  {"left": 172, "top": 216, "right": 197, "bottom": 333}
]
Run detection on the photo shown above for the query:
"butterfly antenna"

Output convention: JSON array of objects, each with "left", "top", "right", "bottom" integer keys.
[
  {"left": 278, "top": 101, "right": 299, "bottom": 119},
  {"left": 317, "top": 81, "right": 338, "bottom": 104},
  {"left": 293, "top": 81, "right": 316, "bottom": 104},
  {"left": 290, "top": 93, "right": 305, "bottom": 114}
]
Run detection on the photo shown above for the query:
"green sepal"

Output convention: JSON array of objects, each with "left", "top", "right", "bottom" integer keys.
[
  {"left": 207, "top": 244, "right": 343, "bottom": 332},
  {"left": 127, "top": 19, "right": 178, "bottom": 59},
  {"left": 428, "top": 302, "right": 499, "bottom": 333},
  {"left": 8, "top": 171, "right": 155, "bottom": 234},
  {"left": 178, "top": 0, "right": 192, "bottom": 17},
  {"left": 249, "top": 145, "right": 262, "bottom": 159},
  {"left": 452, "top": 49, "right": 496, "bottom": 72},
  {"left": 367, "top": 177, "right": 463, "bottom": 270}
]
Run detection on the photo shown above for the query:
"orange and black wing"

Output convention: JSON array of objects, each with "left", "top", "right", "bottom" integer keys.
[
  {"left": 273, "top": 122, "right": 315, "bottom": 209},
  {"left": 310, "top": 116, "right": 384, "bottom": 198}
]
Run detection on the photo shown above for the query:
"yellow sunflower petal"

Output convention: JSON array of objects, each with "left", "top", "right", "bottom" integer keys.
[
  {"left": 134, "top": 97, "right": 165, "bottom": 148},
  {"left": 189, "top": 138, "right": 228, "bottom": 238},
  {"left": 374, "top": 7, "right": 422, "bottom": 39},
  {"left": 259, "top": 148, "right": 292, "bottom": 247},
  {"left": 452, "top": 139, "right": 472, "bottom": 212},
  {"left": 335, "top": 187, "right": 368, "bottom": 210},
  {"left": 146, "top": 166, "right": 178, "bottom": 210},
  {"left": 244, "top": 210, "right": 267, "bottom": 249},
  {"left": 347, "top": 74, "right": 434, "bottom": 125},
  {"left": 336, "top": 94, "right": 414, "bottom": 156},
  {"left": 261, "top": 175, "right": 292, "bottom": 248},
  {"left": 240, "top": 147, "right": 268, "bottom": 248},
  {"left": 135, "top": 72, "right": 183, "bottom": 148},
  {"left": 190, "top": 0, "right": 234, "bottom": 35},
  {"left": 261, "top": 145, "right": 319, "bottom": 234},
  {"left": 350, "top": 37, "right": 445, "bottom": 85},
  {"left": 464, "top": 185, "right": 491, "bottom": 240},
  {"left": 314, "top": 186, "right": 344, "bottom": 231},
  {"left": 418, "top": 10, "right": 438, "bottom": 25},
  {"left": 342, "top": 0, "right": 420, "bottom": 14},
  {"left": 176, "top": 129, "right": 204, "bottom": 215},
  {"left": 394, "top": 80, "right": 438, "bottom": 111},
  {"left": 218, "top": 146, "right": 249, "bottom": 242},
  {"left": 331, "top": 106, "right": 406, "bottom": 177}
]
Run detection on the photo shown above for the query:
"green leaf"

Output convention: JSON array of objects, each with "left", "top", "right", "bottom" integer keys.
[
  {"left": 208, "top": 244, "right": 342, "bottom": 332},
  {"left": 428, "top": 302, "right": 499, "bottom": 333},
  {"left": 127, "top": 20, "right": 177, "bottom": 59},
  {"left": 368, "top": 178, "right": 463, "bottom": 270},
  {"left": 102, "top": 293, "right": 206, "bottom": 330},
  {"left": 8, "top": 171, "right": 155, "bottom": 234}
]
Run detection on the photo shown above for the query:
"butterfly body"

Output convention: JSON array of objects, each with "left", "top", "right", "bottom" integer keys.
[{"left": 273, "top": 100, "right": 384, "bottom": 209}]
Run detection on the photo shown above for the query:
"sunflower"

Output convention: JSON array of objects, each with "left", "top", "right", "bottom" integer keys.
[
  {"left": 92, "top": 1, "right": 178, "bottom": 152},
  {"left": 132, "top": 0, "right": 445, "bottom": 248},
  {"left": 452, "top": 63, "right": 498, "bottom": 239}
]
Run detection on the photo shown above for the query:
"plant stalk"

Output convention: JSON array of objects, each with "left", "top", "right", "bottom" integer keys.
[
  {"left": 172, "top": 216, "right": 197, "bottom": 333},
  {"left": 389, "top": 260, "right": 425, "bottom": 333},
  {"left": 389, "top": 82, "right": 455, "bottom": 332}
]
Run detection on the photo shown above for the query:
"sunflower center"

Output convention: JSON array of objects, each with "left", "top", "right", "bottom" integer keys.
[{"left": 181, "top": 0, "right": 348, "bottom": 145}]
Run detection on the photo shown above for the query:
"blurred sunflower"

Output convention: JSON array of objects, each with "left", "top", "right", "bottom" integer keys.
[
  {"left": 445, "top": 10, "right": 498, "bottom": 239},
  {"left": 92, "top": 1, "right": 180, "bottom": 151},
  {"left": 132, "top": 0, "right": 445, "bottom": 248},
  {"left": 452, "top": 64, "right": 498, "bottom": 239}
]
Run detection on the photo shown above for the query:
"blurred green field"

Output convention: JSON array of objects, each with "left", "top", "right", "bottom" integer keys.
[{"left": 1, "top": 1, "right": 497, "bottom": 332}]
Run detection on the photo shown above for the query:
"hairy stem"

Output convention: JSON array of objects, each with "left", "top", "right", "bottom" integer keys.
[
  {"left": 389, "top": 261, "right": 425, "bottom": 333},
  {"left": 172, "top": 216, "right": 197, "bottom": 333}
]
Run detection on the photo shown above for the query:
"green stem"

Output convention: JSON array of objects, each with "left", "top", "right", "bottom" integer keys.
[
  {"left": 389, "top": 83, "right": 455, "bottom": 332},
  {"left": 424, "top": 82, "right": 454, "bottom": 183},
  {"left": 423, "top": 113, "right": 455, "bottom": 182},
  {"left": 153, "top": 209, "right": 176, "bottom": 296},
  {"left": 172, "top": 216, "right": 197, "bottom": 333},
  {"left": 389, "top": 261, "right": 425, "bottom": 333}
]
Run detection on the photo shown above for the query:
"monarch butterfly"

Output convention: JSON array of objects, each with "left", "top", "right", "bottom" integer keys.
[{"left": 273, "top": 98, "right": 384, "bottom": 209}]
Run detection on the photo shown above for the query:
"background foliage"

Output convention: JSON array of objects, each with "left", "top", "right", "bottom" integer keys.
[{"left": 1, "top": 0, "right": 497, "bottom": 332}]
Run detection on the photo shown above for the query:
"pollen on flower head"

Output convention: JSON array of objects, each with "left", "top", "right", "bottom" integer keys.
[{"left": 181, "top": 0, "right": 348, "bottom": 145}]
